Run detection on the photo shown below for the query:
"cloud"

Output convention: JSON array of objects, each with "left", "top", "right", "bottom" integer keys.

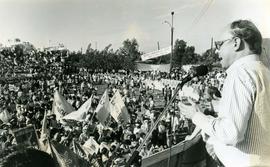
[{"left": 122, "top": 23, "right": 150, "bottom": 41}]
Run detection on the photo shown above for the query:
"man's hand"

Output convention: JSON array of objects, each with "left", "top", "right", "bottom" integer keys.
[{"left": 178, "top": 98, "right": 201, "bottom": 119}]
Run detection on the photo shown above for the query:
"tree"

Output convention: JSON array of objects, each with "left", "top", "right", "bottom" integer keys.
[
  {"left": 86, "top": 43, "right": 94, "bottom": 54},
  {"left": 173, "top": 39, "right": 187, "bottom": 66},
  {"left": 200, "top": 48, "right": 221, "bottom": 66},
  {"left": 65, "top": 38, "right": 142, "bottom": 72},
  {"left": 102, "top": 44, "right": 113, "bottom": 54},
  {"left": 172, "top": 39, "right": 203, "bottom": 67},
  {"left": 118, "top": 38, "right": 141, "bottom": 61},
  {"left": 117, "top": 38, "right": 141, "bottom": 70},
  {"left": 182, "top": 46, "right": 200, "bottom": 65}
]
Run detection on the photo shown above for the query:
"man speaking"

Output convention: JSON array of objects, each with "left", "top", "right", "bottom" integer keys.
[{"left": 179, "top": 20, "right": 270, "bottom": 166}]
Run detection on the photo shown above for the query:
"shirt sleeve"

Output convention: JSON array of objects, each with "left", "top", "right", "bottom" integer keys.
[{"left": 192, "top": 68, "right": 255, "bottom": 146}]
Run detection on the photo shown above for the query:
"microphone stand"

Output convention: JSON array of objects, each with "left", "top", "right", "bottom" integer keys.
[
  {"left": 167, "top": 107, "right": 175, "bottom": 167},
  {"left": 125, "top": 80, "right": 188, "bottom": 167}
]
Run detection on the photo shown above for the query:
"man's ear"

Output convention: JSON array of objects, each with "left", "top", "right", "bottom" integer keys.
[{"left": 233, "top": 37, "right": 242, "bottom": 51}]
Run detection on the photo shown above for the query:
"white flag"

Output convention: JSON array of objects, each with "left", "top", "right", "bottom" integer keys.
[
  {"left": 52, "top": 90, "right": 75, "bottom": 121},
  {"left": 83, "top": 137, "right": 100, "bottom": 155},
  {"left": 95, "top": 90, "right": 111, "bottom": 125},
  {"left": 63, "top": 95, "right": 92, "bottom": 122},
  {"left": 110, "top": 90, "right": 130, "bottom": 123}
]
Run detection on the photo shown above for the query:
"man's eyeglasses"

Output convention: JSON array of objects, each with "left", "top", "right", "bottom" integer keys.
[{"left": 215, "top": 38, "right": 233, "bottom": 50}]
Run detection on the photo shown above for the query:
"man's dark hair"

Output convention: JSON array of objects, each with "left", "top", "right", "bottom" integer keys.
[
  {"left": 230, "top": 19, "right": 262, "bottom": 54},
  {"left": 0, "top": 145, "right": 56, "bottom": 167}
]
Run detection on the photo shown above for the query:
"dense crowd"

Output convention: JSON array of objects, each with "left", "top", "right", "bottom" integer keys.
[{"left": 0, "top": 48, "right": 225, "bottom": 166}]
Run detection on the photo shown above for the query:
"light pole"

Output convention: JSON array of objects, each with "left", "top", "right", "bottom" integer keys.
[
  {"left": 164, "top": 11, "right": 174, "bottom": 71},
  {"left": 164, "top": 12, "right": 175, "bottom": 167}
]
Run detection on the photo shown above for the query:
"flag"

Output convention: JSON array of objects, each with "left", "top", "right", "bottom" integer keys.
[
  {"left": 45, "top": 139, "right": 53, "bottom": 156},
  {"left": 94, "top": 90, "right": 111, "bottom": 125},
  {"left": 110, "top": 90, "right": 130, "bottom": 124},
  {"left": 39, "top": 111, "right": 49, "bottom": 149},
  {"left": 52, "top": 90, "right": 75, "bottom": 121},
  {"left": 38, "top": 137, "right": 52, "bottom": 155},
  {"left": 0, "top": 109, "right": 11, "bottom": 123},
  {"left": 83, "top": 137, "right": 100, "bottom": 156},
  {"left": 40, "top": 111, "right": 49, "bottom": 140},
  {"left": 63, "top": 96, "right": 92, "bottom": 122},
  {"left": 51, "top": 141, "right": 89, "bottom": 167}
]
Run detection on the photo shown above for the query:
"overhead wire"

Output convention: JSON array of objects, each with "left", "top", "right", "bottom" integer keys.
[{"left": 184, "top": 0, "right": 214, "bottom": 34}]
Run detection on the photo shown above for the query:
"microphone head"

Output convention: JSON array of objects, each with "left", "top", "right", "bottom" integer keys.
[{"left": 194, "top": 65, "right": 208, "bottom": 76}]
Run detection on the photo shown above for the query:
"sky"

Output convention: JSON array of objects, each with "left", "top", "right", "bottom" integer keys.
[{"left": 0, "top": 0, "right": 269, "bottom": 54}]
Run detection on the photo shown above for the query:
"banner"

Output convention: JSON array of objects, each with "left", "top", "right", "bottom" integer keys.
[
  {"left": 141, "top": 46, "right": 171, "bottom": 61},
  {"left": 110, "top": 90, "right": 130, "bottom": 124},
  {"left": 12, "top": 125, "right": 39, "bottom": 148},
  {"left": 51, "top": 141, "right": 89, "bottom": 167},
  {"left": 63, "top": 95, "right": 92, "bottom": 122},
  {"left": 136, "top": 63, "right": 170, "bottom": 73},
  {"left": 143, "top": 79, "right": 201, "bottom": 100},
  {"left": 143, "top": 79, "right": 180, "bottom": 90},
  {"left": 52, "top": 90, "right": 75, "bottom": 121},
  {"left": 144, "top": 80, "right": 164, "bottom": 90},
  {"left": 94, "top": 90, "right": 111, "bottom": 126},
  {"left": 83, "top": 137, "right": 100, "bottom": 155},
  {"left": 161, "top": 79, "right": 181, "bottom": 88}
]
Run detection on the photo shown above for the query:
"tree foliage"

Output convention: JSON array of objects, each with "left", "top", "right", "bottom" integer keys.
[
  {"left": 65, "top": 38, "right": 141, "bottom": 72},
  {"left": 200, "top": 49, "right": 221, "bottom": 64},
  {"left": 117, "top": 38, "right": 141, "bottom": 61},
  {"left": 173, "top": 39, "right": 201, "bottom": 66}
]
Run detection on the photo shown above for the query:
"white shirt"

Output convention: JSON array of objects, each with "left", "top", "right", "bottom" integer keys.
[{"left": 192, "top": 55, "right": 270, "bottom": 166}]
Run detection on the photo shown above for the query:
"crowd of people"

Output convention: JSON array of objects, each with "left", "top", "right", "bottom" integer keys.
[{"left": 0, "top": 47, "right": 225, "bottom": 166}]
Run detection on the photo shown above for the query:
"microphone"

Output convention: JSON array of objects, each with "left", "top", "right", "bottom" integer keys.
[
  {"left": 179, "top": 65, "right": 208, "bottom": 87},
  {"left": 193, "top": 65, "right": 209, "bottom": 76}
]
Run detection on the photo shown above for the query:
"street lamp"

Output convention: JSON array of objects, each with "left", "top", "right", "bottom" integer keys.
[{"left": 164, "top": 11, "right": 174, "bottom": 71}]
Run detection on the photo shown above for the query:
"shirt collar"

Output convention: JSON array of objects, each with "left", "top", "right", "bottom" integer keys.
[{"left": 226, "top": 54, "right": 259, "bottom": 74}]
